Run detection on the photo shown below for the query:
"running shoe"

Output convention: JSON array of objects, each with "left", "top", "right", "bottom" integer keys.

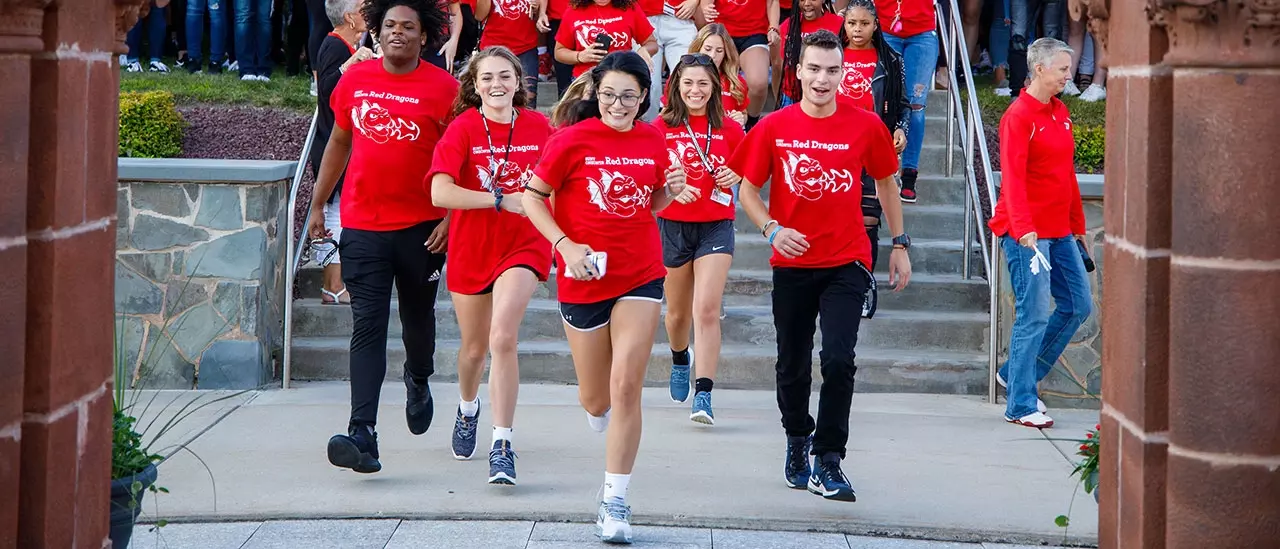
[
  {"left": 808, "top": 452, "right": 857, "bottom": 502},
  {"left": 405, "top": 370, "right": 435, "bottom": 435},
  {"left": 488, "top": 439, "right": 517, "bottom": 485},
  {"left": 596, "top": 495, "right": 633, "bottom": 543},
  {"left": 784, "top": 434, "right": 812, "bottom": 489},
  {"left": 669, "top": 348, "right": 692, "bottom": 403},
  {"left": 327, "top": 423, "right": 382, "bottom": 474},
  {"left": 451, "top": 400, "right": 481, "bottom": 460},
  {"left": 690, "top": 391, "right": 714, "bottom": 425}
]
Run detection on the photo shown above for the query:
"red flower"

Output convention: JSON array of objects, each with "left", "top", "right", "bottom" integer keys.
[
  {"left": 1095, "top": 424, "right": 1101, "bottom": 429},
  {"left": 1086, "top": 433, "right": 1094, "bottom": 439},
  {"left": 1079, "top": 444, "right": 1090, "bottom": 452}
]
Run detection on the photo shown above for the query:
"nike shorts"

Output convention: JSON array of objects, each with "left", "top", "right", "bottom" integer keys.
[{"left": 658, "top": 218, "right": 735, "bottom": 268}]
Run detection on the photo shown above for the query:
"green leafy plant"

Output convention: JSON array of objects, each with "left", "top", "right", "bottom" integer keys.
[
  {"left": 1073, "top": 124, "right": 1106, "bottom": 172},
  {"left": 118, "top": 90, "right": 186, "bottom": 158},
  {"left": 1050, "top": 422, "right": 1101, "bottom": 530}
]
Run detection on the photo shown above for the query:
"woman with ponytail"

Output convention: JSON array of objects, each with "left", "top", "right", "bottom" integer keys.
[
  {"left": 776, "top": 0, "right": 840, "bottom": 106},
  {"left": 838, "top": 0, "right": 907, "bottom": 274}
]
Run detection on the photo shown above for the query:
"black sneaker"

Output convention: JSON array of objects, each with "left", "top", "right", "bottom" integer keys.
[
  {"left": 899, "top": 168, "right": 918, "bottom": 204},
  {"left": 488, "top": 439, "right": 517, "bottom": 485},
  {"left": 327, "top": 424, "right": 382, "bottom": 473},
  {"left": 784, "top": 434, "right": 812, "bottom": 489},
  {"left": 184, "top": 61, "right": 203, "bottom": 75},
  {"left": 807, "top": 452, "right": 857, "bottom": 502},
  {"left": 451, "top": 401, "right": 481, "bottom": 460},
  {"left": 404, "top": 371, "right": 434, "bottom": 435}
]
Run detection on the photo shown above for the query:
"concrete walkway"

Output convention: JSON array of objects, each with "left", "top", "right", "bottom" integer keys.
[{"left": 134, "top": 382, "right": 1099, "bottom": 547}]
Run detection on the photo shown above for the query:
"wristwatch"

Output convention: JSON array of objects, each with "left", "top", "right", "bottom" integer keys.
[{"left": 891, "top": 233, "right": 912, "bottom": 249}]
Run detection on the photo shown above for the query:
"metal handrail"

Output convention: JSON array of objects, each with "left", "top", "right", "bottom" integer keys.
[
  {"left": 282, "top": 107, "right": 320, "bottom": 390},
  {"left": 931, "top": 0, "right": 1001, "bottom": 404}
]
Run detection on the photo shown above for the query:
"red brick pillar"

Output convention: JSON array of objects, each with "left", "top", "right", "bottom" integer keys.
[{"left": 2, "top": 0, "right": 148, "bottom": 547}]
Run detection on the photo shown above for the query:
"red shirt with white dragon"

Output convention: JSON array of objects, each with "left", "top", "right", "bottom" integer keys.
[
  {"left": 838, "top": 47, "right": 878, "bottom": 112},
  {"left": 555, "top": 3, "right": 655, "bottom": 78},
  {"left": 728, "top": 104, "right": 899, "bottom": 269},
  {"left": 330, "top": 60, "right": 459, "bottom": 231},
  {"left": 533, "top": 118, "right": 671, "bottom": 304},
  {"left": 427, "top": 108, "right": 555, "bottom": 294},
  {"left": 652, "top": 114, "right": 746, "bottom": 223}
]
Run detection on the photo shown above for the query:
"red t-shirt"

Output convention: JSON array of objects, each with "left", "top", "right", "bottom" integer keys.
[
  {"left": 548, "top": 0, "right": 569, "bottom": 20},
  {"left": 653, "top": 114, "right": 746, "bottom": 223},
  {"left": 875, "top": 0, "right": 935, "bottom": 37},
  {"left": 480, "top": 0, "right": 541, "bottom": 54},
  {"left": 839, "top": 47, "right": 877, "bottom": 112},
  {"left": 779, "top": 13, "right": 843, "bottom": 98},
  {"left": 533, "top": 118, "right": 670, "bottom": 303},
  {"left": 716, "top": 0, "right": 768, "bottom": 38},
  {"left": 556, "top": 3, "right": 655, "bottom": 78},
  {"left": 989, "top": 94, "right": 1083, "bottom": 240},
  {"left": 641, "top": 0, "right": 683, "bottom": 16},
  {"left": 427, "top": 108, "right": 555, "bottom": 294},
  {"left": 331, "top": 60, "right": 458, "bottom": 231},
  {"left": 727, "top": 104, "right": 899, "bottom": 269}
]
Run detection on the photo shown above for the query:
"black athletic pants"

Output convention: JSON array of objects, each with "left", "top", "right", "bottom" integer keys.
[
  {"left": 340, "top": 220, "right": 446, "bottom": 428},
  {"left": 772, "top": 261, "right": 868, "bottom": 459}
]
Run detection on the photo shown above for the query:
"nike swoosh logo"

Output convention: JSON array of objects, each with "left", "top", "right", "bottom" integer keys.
[{"left": 712, "top": 246, "right": 725, "bottom": 251}]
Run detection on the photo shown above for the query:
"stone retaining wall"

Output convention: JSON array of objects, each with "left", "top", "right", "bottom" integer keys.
[{"left": 115, "top": 159, "right": 296, "bottom": 389}]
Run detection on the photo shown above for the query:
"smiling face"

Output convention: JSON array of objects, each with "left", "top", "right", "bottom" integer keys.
[
  {"left": 678, "top": 66, "right": 715, "bottom": 115},
  {"left": 596, "top": 70, "right": 645, "bottom": 131},
  {"left": 378, "top": 6, "right": 426, "bottom": 63},
  {"left": 843, "top": 6, "right": 875, "bottom": 49},
  {"left": 798, "top": 45, "right": 843, "bottom": 107},
  {"left": 698, "top": 35, "right": 727, "bottom": 67},
  {"left": 1035, "top": 51, "right": 1074, "bottom": 95},
  {"left": 475, "top": 55, "right": 521, "bottom": 111},
  {"left": 799, "top": 0, "right": 823, "bottom": 20}
]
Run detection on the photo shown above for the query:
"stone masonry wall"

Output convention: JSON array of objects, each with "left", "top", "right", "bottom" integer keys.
[{"left": 115, "top": 178, "right": 288, "bottom": 389}]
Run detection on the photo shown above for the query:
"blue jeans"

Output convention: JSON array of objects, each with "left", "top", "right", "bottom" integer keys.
[
  {"left": 234, "top": 0, "right": 273, "bottom": 77},
  {"left": 186, "top": 0, "right": 228, "bottom": 67},
  {"left": 998, "top": 235, "right": 1092, "bottom": 419},
  {"left": 126, "top": 3, "right": 167, "bottom": 63},
  {"left": 989, "top": 2, "right": 1011, "bottom": 71},
  {"left": 1012, "top": 0, "right": 1064, "bottom": 42},
  {"left": 518, "top": 49, "right": 539, "bottom": 103},
  {"left": 883, "top": 31, "right": 938, "bottom": 171}
]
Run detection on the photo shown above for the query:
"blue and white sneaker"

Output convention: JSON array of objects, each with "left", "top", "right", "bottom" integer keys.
[
  {"left": 451, "top": 400, "right": 480, "bottom": 460},
  {"left": 690, "top": 391, "right": 714, "bottom": 425},
  {"left": 784, "top": 434, "right": 812, "bottom": 489},
  {"left": 807, "top": 452, "right": 857, "bottom": 502},
  {"left": 596, "top": 495, "right": 633, "bottom": 544},
  {"left": 669, "top": 349, "right": 692, "bottom": 403},
  {"left": 488, "top": 439, "right": 517, "bottom": 485}
]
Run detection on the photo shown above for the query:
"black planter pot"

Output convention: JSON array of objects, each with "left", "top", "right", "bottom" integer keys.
[{"left": 109, "top": 463, "right": 158, "bottom": 549}]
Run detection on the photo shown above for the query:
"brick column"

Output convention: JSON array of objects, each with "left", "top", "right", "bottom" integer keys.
[{"left": 3, "top": 0, "right": 148, "bottom": 547}]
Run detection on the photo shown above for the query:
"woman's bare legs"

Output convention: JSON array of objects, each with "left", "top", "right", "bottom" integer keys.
[
  {"left": 740, "top": 46, "right": 770, "bottom": 119},
  {"left": 565, "top": 320, "right": 614, "bottom": 422},
  {"left": 605, "top": 299, "right": 661, "bottom": 474},
  {"left": 452, "top": 292, "right": 493, "bottom": 404},
  {"left": 664, "top": 265, "right": 694, "bottom": 354},
  {"left": 487, "top": 268, "right": 538, "bottom": 429},
  {"left": 690, "top": 254, "right": 731, "bottom": 382}
]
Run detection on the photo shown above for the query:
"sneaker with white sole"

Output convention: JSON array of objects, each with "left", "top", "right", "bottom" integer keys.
[
  {"left": 488, "top": 439, "right": 517, "bottom": 485},
  {"left": 689, "top": 391, "right": 714, "bottom": 425},
  {"left": 125, "top": 61, "right": 143, "bottom": 73},
  {"left": 1078, "top": 83, "right": 1106, "bottom": 102},
  {"left": 148, "top": 60, "right": 169, "bottom": 73},
  {"left": 996, "top": 372, "right": 1047, "bottom": 413},
  {"left": 596, "top": 496, "right": 633, "bottom": 543},
  {"left": 450, "top": 400, "right": 480, "bottom": 460},
  {"left": 587, "top": 409, "right": 610, "bottom": 433},
  {"left": 1063, "top": 81, "right": 1082, "bottom": 96},
  {"left": 1006, "top": 411, "right": 1054, "bottom": 428},
  {"left": 669, "top": 348, "right": 692, "bottom": 403}
]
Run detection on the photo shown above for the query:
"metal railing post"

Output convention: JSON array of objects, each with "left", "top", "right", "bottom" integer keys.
[
  {"left": 282, "top": 107, "right": 320, "bottom": 390},
  {"left": 988, "top": 238, "right": 1001, "bottom": 404}
]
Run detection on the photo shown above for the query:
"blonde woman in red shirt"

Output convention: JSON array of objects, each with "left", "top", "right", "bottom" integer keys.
[
  {"left": 687, "top": 23, "right": 750, "bottom": 125},
  {"left": 988, "top": 38, "right": 1093, "bottom": 430}
]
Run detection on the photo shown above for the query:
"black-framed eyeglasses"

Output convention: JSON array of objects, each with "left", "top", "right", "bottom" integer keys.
[
  {"left": 309, "top": 237, "right": 340, "bottom": 267},
  {"left": 679, "top": 53, "right": 715, "bottom": 67},
  {"left": 596, "top": 91, "right": 642, "bottom": 108}
]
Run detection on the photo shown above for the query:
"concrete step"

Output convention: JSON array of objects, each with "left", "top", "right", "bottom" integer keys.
[
  {"left": 730, "top": 235, "right": 986, "bottom": 276},
  {"left": 733, "top": 203, "right": 971, "bottom": 241},
  {"left": 291, "top": 298, "right": 989, "bottom": 352},
  {"left": 289, "top": 337, "right": 991, "bottom": 394}
]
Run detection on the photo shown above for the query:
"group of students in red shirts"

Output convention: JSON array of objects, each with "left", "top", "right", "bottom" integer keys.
[{"left": 307, "top": 0, "right": 914, "bottom": 544}]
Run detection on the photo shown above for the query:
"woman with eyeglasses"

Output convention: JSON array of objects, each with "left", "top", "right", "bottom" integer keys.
[
  {"left": 522, "top": 51, "right": 693, "bottom": 544},
  {"left": 427, "top": 46, "right": 554, "bottom": 486},
  {"left": 652, "top": 53, "right": 745, "bottom": 425}
]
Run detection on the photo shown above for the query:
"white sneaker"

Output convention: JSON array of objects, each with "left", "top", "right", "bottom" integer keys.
[
  {"left": 1079, "top": 83, "right": 1107, "bottom": 102},
  {"left": 148, "top": 60, "right": 169, "bottom": 73},
  {"left": 1005, "top": 411, "right": 1054, "bottom": 429},
  {"left": 1063, "top": 81, "right": 1082, "bottom": 96},
  {"left": 125, "top": 61, "right": 143, "bottom": 73},
  {"left": 586, "top": 409, "right": 610, "bottom": 433},
  {"left": 596, "top": 496, "right": 633, "bottom": 543},
  {"left": 256, "top": 75, "right": 271, "bottom": 82},
  {"left": 241, "top": 74, "right": 256, "bottom": 81},
  {"left": 310, "top": 79, "right": 318, "bottom": 96},
  {"left": 996, "top": 372, "right": 1047, "bottom": 413}
]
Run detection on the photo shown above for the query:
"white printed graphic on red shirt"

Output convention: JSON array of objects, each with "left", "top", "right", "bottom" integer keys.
[
  {"left": 668, "top": 143, "right": 726, "bottom": 181},
  {"left": 840, "top": 61, "right": 875, "bottom": 101},
  {"left": 780, "top": 150, "right": 856, "bottom": 201},
  {"left": 587, "top": 168, "right": 651, "bottom": 217},
  {"left": 493, "top": 0, "right": 531, "bottom": 20},
  {"left": 478, "top": 160, "right": 532, "bottom": 193},
  {"left": 351, "top": 100, "right": 420, "bottom": 144},
  {"left": 574, "top": 19, "right": 630, "bottom": 50}
]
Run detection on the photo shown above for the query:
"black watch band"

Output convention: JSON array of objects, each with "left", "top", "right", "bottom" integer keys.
[{"left": 892, "top": 234, "right": 911, "bottom": 249}]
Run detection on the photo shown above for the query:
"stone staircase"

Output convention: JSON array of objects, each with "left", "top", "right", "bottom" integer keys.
[{"left": 288, "top": 89, "right": 992, "bottom": 395}]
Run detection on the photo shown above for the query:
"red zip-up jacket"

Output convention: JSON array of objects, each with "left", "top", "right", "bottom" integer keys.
[{"left": 989, "top": 93, "right": 1085, "bottom": 241}]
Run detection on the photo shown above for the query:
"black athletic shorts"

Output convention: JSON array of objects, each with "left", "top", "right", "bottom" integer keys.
[
  {"left": 559, "top": 278, "right": 665, "bottom": 332},
  {"left": 658, "top": 218, "right": 735, "bottom": 268},
  {"left": 732, "top": 33, "right": 769, "bottom": 54}
]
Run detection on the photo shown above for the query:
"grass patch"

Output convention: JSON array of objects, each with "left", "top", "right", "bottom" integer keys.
[
  {"left": 121, "top": 67, "right": 315, "bottom": 112},
  {"left": 962, "top": 74, "right": 1106, "bottom": 129}
]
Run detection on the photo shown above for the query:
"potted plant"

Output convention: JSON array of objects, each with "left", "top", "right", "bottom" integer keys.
[
  {"left": 109, "top": 403, "right": 163, "bottom": 549},
  {"left": 1048, "top": 422, "right": 1101, "bottom": 532}
]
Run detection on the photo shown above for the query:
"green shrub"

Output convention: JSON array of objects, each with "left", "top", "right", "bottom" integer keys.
[
  {"left": 1073, "top": 124, "right": 1105, "bottom": 172},
  {"left": 119, "top": 90, "right": 185, "bottom": 158}
]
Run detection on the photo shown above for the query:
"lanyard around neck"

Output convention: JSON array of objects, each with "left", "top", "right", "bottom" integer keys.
[
  {"left": 683, "top": 118, "right": 715, "bottom": 171},
  {"left": 480, "top": 107, "right": 518, "bottom": 195}
]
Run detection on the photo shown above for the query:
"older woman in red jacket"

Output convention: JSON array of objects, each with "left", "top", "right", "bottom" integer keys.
[{"left": 989, "top": 37, "right": 1093, "bottom": 430}]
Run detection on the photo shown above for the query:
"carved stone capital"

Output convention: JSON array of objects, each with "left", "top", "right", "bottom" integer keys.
[
  {"left": 1070, "top": 0, "right": 1113, "bottom": 52},
  {"left": 1148, "top": 0, "right": 1280, "bottom": 67},
  {"left": 115, "top": 0, "right": 151, "bottom": 54},
  {"left": 0, "top": 0, "right": 53, "bottom": 53}
]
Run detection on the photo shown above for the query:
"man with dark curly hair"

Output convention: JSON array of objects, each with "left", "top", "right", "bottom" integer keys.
[{"left": 308, "top": 0, "right": 459, "bottom": 475}]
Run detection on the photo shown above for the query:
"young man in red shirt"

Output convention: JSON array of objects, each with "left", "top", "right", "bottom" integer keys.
[{"left": 729, "top": 29, "right": 911, "bottom": 502}]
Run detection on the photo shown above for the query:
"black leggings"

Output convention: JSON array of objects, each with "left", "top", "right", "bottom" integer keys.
[
  {"left": 340, "top": 220, "right": 447, "bottom": 428},
  {"left": 306, "top": 0, "right": 333, "bottom": 70}
]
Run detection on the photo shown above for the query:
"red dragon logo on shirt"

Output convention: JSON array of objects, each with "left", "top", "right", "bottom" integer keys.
[
  {"left": 352, "top": 100, "right": 420, "bottom": 144},
  {"left": 575, "top": 24, "right": 630, "bottom": 50},
  {"left": 477, "top": 160, "right": 531, "bottom": 194},
  {"left": 587, "top": 168, "right": 649, "bottom": 217},
  {"left": 840, "top": 62, "right": 872, "bottom": 100},
  {"left": 492, "top": 0, "right": 530, "bottom": 20},
  {"left": 781, "top": 151, "right": 856, "bottom": 201}
]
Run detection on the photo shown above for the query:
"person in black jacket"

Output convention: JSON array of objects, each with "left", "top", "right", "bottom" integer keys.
[
  {"left": 309, "top": 0, "right": 373, "bottom": 304},
  {"left": 838, "top": 0, "right": 907, "bottom": 273}
]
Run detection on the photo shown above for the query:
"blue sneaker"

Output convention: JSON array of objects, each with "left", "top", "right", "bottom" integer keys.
[
  {"left": 669, "top": 349, "right": 692, "bottom": 403},
  {"left": 451, "top": 401, "right": 480, "bottom": 460},
  {"left": 807, "top": 452, "right": 857, "bottom": 502},
  {"left": 488, "top": 439, "right": 517, "bottom": 485},
  {"left": 690, "top": 391, "right": 714, "bottom": 425},
  {"left": 596, "top": 495, "right": 633, "bottom": 543},
  {"left": 784, "top": 434, "right": 812, "bottom": 489}
]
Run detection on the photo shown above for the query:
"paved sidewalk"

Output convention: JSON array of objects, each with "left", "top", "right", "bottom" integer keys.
[{"left": 135, "top": 382, "right": 1099, "bottom": 547}]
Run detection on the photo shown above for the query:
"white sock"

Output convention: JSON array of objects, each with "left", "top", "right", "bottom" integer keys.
[
  {"left": 493, "top": 426, "right": 513, "bottom": 446},
  {"left": 603, "top": 472, "right": 630, "bottom": 501},
  {"left": 460, "top": 396, "right": 480, "bottom": 417},
  {"left": 587, "top": 409, "right": 611, "bottom": 433}
]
